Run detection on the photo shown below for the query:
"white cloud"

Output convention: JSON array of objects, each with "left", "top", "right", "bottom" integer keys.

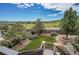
[
  {"left": 40, "top": 3, "right": 73, "bottom": 11},
  {"left": 48, "top": 11, "right": 64, "bottom": 17},
  {"left": 14, "top": 3, "right": 34, "bottom": 9},
  {"left": 48, "top": 14, "right": 58, "bottom": 17},
  {"left": 14, "top": 3, "right": 79, "bottom": 14},
  {"left": 38, "top": 3, "right": 79, "bottom": 15},
  {"left": 73, "top": 5, "right": 79, "bottom": 13}
]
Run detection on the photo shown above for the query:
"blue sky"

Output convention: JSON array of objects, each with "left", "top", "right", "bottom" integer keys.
[{"left": 0, "top": 3, "right": 79, "bottom": 21}]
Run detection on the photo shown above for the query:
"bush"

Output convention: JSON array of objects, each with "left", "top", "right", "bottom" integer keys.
[
  {"left": 51, "top": 32, "right": 57, "bottom": 36},
  {"left": 74, "top": 36, "right": 79, "bottom": 44},
  {"left": 0, "top": 40, "right": 12, "bottom": 48},
  {"left": 72, "top": 43, "right": 79, "bottom": 51}
]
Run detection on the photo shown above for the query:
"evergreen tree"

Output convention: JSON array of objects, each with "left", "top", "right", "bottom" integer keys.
[{"left": 60, "top": 7, "right": 78, "bottom": 39}]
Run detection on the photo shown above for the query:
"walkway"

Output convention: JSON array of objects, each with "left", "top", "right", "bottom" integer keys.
[{"left": 43, "top": 49, "right": 54, "bottom": 55}]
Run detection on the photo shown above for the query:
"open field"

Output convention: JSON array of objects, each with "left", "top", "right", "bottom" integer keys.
[
  {"left": 22, "top": 21, "right": 60, "bottom": 29},
  {"left": 0, "top": 21, "right": 60, "bottom": 29},
  {"left": 44, "top": 21, "right": 60, "bottom": 29},
  {"left": 19, "top": 36, "right": 55, "bottom": 52}
]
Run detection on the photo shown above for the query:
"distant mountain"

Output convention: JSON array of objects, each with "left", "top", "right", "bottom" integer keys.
[{"left": 0, "top": 20, "right": 60, "bottom": 24}]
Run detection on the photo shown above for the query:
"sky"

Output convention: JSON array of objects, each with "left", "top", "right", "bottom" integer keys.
[{"left": 0, "top": 3, "right": 79, "bottom": 21}]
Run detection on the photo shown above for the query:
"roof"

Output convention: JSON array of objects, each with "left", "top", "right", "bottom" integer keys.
[
  {"left": 0, "top": 46, "right": 19, "bottom": 55},
  {"left": 18, "top": 49, "right": 43, "bottom": 55}
]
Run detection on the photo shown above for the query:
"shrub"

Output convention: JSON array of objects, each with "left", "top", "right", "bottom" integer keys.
[
  {"left": 74, "top": 36, "right": 79, "bottom": 44},
  {"left": 51, "top": 32, "right": 57, "bottom": 36}
]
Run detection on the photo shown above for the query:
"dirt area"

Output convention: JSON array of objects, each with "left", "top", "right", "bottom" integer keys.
[{"left": 12, "top": 39, "right": 31, "bottom": 51}]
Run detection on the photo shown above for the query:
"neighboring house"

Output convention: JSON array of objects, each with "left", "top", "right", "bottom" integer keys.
[{"left": 27, "top": 28, "right": 60, "bottom": 34}]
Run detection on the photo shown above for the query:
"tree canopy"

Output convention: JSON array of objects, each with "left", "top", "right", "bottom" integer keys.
[
  {"left": 32, "top": 18, "right": 45, "bottom": 34},
  {"left": 60, "top": 7, "right": 78, "bottom": 39}
]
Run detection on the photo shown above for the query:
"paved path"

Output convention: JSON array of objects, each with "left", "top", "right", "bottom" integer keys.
[{"left": 43, "top": 49, "right": 54, "bottom": 55}]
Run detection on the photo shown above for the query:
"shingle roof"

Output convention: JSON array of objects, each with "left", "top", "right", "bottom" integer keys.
[
  {"left": 0, "top": 46, "right": 19, "bottom": 55},
  {"left": 18, "top": 49, "right": 43, "bottom": 55}
]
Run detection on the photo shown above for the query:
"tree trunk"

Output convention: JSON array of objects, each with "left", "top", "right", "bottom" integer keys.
[{"left": 66, "top": 32, "right": 68, "bottom": 40}]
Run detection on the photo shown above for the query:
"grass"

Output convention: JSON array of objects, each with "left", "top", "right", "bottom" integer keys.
[
  {"left": 43, "top": 22, "right": 60, "bottom": 29},
  {"left": 19, "top": 36, "right": 55, "bottom": 52}
]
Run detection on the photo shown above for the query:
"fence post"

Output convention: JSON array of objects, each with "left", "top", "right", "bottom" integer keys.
[{"left": 42, "top": 41, "right": 45, "bottom": 50}]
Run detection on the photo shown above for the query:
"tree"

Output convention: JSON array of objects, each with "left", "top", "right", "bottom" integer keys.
[
  {"left": 60, "top": 7, "right": 78, "bottom": 39},
  {"left": 75, "top": 17, "right": 79, "bottom": 34},
  {"left": 32, "top": 18, "right": 45, "bottom": 35}
]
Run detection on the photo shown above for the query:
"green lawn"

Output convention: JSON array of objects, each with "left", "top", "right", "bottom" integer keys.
[{"left": 19, "top": 36, "right": 55, "bottom": 52}]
